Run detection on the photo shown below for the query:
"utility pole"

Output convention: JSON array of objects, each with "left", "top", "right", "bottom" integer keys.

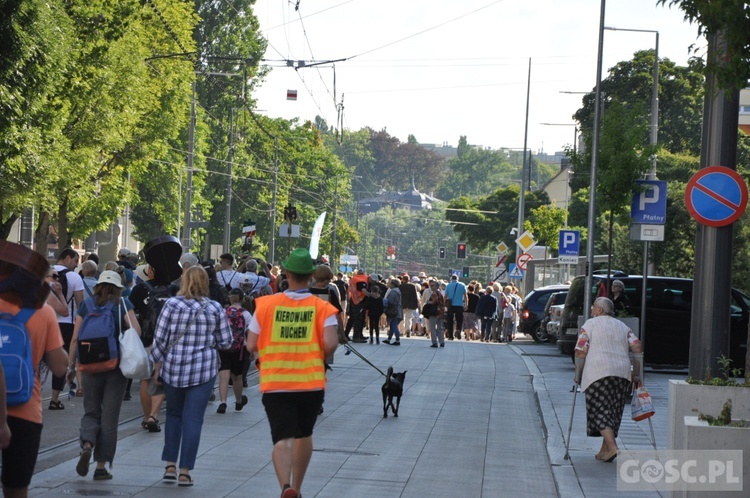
[
  {"left": 183, "top": 82, "right": 196, "bottom": 251},
  {"left": 331, "top": 178, "right": 338, "bottom": 260},
  {"left": 224, "top": 107, "right": 235, "bottom": 252},
  {"left": 268, "top": 138, "right": 279, "bottom": 264}
]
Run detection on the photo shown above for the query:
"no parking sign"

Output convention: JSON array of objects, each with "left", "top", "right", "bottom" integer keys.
[{"left": 685, "top": 166, "right": 748, "bottom": 227}]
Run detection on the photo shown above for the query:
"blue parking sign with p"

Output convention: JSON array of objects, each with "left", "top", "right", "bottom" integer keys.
[
  {"left": 559, "top": 230, "right": 580, "bottom": 256},
  {"left": 631, "top": 180, "right": 667, "bottom": 224}
]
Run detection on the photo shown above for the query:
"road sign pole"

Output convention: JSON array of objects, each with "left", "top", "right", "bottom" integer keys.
[{"left": 689, "top": 30, "right": 741, "bottom": 380}]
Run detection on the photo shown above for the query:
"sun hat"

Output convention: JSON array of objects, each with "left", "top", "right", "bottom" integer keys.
[
  {"left": 96, "top": 270, "right": 125, "bottom": 288},
  {"left": 411, "top": 276, "right": 420, "bottom": 283},
  {"left": 135, "top": 264, "right": 150, "bottom": 282},
  {"left": 418, "top": 271, "right": 427, "bottom": 278},
  {"left": 281, "top": 248, "right": 317, "bottom": 275}
]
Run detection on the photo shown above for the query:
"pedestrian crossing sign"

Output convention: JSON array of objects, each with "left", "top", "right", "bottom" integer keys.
[{"left": 508, "top": 263, "right": 524, "bottom": 279}]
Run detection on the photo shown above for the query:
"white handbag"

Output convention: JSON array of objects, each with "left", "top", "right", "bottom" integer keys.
[{"left": 118, "top": 299, "right": 152, "bottom": 379}]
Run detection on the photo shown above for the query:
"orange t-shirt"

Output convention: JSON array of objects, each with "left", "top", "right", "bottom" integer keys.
[{"left": 1, "top": 300, "right": 64, "bottom": 424}]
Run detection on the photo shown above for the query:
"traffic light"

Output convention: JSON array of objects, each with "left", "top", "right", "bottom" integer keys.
[
  {"left": 462, "top": 266, "right": 470, "bottom": 278},
  {"left": 456, "top": 243, "right": 467, "bottom": 259},
  {"left": 439, "top": 247, "right": 445, "bottom": 259}
]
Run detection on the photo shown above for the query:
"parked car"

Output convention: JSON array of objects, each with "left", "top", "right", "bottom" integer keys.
[
  {"left": 536, "top": 291, "right": 568, "bottom": 343},
  {"left": 556, "top": 275, "right": 749, "bottom": 369},
  {"left": 518, "top": 284, "right": 569, "bottom": 342},
  {"left": 546, "top": 303, "right": 565, "bottom": 340}
]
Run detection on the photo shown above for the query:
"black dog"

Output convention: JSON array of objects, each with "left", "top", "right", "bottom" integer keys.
[{"left": 382, "top": 366, "right": 407, "bottom": 418}]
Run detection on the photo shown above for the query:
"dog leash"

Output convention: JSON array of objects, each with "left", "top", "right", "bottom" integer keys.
[{"left": 344, "top": 342, "right": 387, "bottom": 377}]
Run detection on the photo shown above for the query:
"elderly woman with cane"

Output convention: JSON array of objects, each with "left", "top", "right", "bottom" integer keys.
[{"left": 574, "top": 297, "right": 641, "bottom": 462}]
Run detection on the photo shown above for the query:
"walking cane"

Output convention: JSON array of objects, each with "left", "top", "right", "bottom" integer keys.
[{"left": 564, "top": 384, "right": 577, "bottom": 460}]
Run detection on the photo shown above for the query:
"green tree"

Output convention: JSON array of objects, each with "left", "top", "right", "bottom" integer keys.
[
  {"left": 446, "top": 185, "right": 550, "bottom": 261},
  {"left": 437, "top": 144, "right": 525, "bottom": 200},
  {"left": 524, "top": 204, "right": 568, "bottom": 285},
  {"left": 659, "top": 0, "right": 750, "bottom": 90},
  {"left": 0, "top": 0, "right": 73, "bottom": 241},
  {"left": 574, "top": 50, "right": 704, "bottom": 159}
]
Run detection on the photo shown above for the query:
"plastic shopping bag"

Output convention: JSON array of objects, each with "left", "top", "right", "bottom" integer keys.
[
  {"left": 631, "top": 385, "right": 655, "bottom": 421},
  {"left": 119, "top": 326, "right": 152, "bottom": 380}
]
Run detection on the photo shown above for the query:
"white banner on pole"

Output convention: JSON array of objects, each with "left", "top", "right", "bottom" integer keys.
[{"left": 308, "top": 211, "right": 327, "bottom": 259}]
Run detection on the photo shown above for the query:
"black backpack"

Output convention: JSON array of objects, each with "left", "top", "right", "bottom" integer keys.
[
  {"left": 140, "top": 281, "right": 172, "bottom": 347},
  {"left": 57, "top": 268, "right": 75, "bottom": 311}
]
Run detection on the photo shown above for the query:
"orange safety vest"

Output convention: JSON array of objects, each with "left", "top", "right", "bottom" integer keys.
[
  {"left": 347, "top": 274, "right": 369, "bottom": 305},
  {"left": 254, "top": 292, "right": 337, "bottom": 392}
]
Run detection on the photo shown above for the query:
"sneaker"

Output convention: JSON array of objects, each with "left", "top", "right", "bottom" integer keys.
[
  {"left": 217, "top": 403, "right": 227, "bottom": 414},
  {"left": 440, "top": 343, "right": 445, "bottom": 347},
  {"left": 383, "top": 339, "right": 391, "bottom": 344},
  {"left": 430, "top": 344, "right": 438, "bottom": 348},
  {"left": 235, "top": 395, "right": 248, "bottom": 411},
  {"left": 392, "top": 341, "right": 401, "bottom": 346}
]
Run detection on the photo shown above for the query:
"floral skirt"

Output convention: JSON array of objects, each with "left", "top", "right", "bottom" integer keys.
[{"left": 584, "top": 376, "right": 630, "bottom": 438}]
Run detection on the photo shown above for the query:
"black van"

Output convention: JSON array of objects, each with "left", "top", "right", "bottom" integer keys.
[{"left": 556, "top": 275, "right": 750, "bottom": 369}]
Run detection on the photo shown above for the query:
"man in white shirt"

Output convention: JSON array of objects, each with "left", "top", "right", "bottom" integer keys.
[
  {"left": 50, "top": 248, "right": 84, "bottom": 409},
  {"left": 217, "top": 253, "right": 241, "bottom": 290}
]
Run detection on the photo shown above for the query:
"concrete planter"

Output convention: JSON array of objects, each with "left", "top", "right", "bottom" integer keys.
[
  {"left": 668, "top": 380, "right": 750, "bottom": 450},
  {"left": 677, "top": 416, "right": 750, "bottom": 497}
]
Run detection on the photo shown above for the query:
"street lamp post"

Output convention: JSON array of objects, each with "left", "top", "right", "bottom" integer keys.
[
  {"left": 583, "top": 0, "right": 607, "bottom": 323},
  {"left": 604, "top": 25, "right": 659, "bottom": 350}
]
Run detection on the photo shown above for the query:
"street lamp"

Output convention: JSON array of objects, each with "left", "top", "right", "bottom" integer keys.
[
  {"left": 603, "top": 25, "right": 660, "bottom": 352},
  {"left": 603, "top": 26, "right": 659, "bottom": 178},
  {"left": 539, "top": 123, "right": 579, "bottom": 156}
]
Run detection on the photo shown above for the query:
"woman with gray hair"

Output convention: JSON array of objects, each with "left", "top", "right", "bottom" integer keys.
[
  {"left": 574, "top": 297, "right": 642, "bottom": 463},
  {"left": 610, "top": 280, "right": 631, "bottom": 316}
]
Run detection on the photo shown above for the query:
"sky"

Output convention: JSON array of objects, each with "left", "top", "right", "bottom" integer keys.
[{"left": 252, "top": 0, "right": 705, "bottom": 155}]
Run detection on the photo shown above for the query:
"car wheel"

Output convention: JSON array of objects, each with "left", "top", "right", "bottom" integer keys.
[{"left": 531, "top": 323, "right": 548, "bottom": 343}]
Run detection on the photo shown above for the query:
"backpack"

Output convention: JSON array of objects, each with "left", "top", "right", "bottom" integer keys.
[
  {"left": 0, "top": 308, "right": 35, "bottom": 406},
  {"left": 140, "top": 281, "right": 172, "bottom": 348},
  {"left": 58, "top": 268, "right": 75, "bottom": 311},
  {"left": 77, "top": 298, "right": 119, "bottom": 373},
  {"left": 384, "top": 291, "right": 400, "bottom": 318},
  {"left": 224, "top": 307, "right": 247, "bottom": 354}
]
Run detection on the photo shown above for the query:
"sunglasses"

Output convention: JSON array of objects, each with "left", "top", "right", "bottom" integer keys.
[{"left": 49, "top": 274, "right": 59, "bottom": 280}]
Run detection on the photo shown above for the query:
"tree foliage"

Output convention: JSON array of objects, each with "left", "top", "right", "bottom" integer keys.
[
  {"left": 574, "top": 50, "right": 704, "bottom": 158},
  {"left": 659, "top": 0, "right": 750, "bottom": 90}
]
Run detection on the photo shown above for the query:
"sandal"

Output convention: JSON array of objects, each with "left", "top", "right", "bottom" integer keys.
[
  {"left": 178, "top": 473, "right": 193, "bottom": 487},
  {"left": 76, "top": 447, "right": 92, "bottom": 477},
  {"left": 76, "top": 389, "right": 84, "bottom": 397},
  {"left": 93, "top": 468, "right": 113, "bottom": 480},
  {"left": 146, "top": 416, "right": 161, "bottom": 433},
  {"left": 163, "top": 465, "right": 177, "bottom": 481},
  {"left": 141, "top": 419, "right": 149, "bottom": 430},
  {"left": 49, "top": 400, "right": 64, "bottom": 410}
]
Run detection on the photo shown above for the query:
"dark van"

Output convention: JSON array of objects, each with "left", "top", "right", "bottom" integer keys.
[{"left": 556, "top": 275, "right": 749, "bottom": 369}]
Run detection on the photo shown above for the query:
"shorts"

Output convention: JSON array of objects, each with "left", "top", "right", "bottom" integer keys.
[
  {"left": 262, "top": 390, "right": 324, "bottom": 444},
  {"left": 1, "top": 416, "right": 42, "bottom": 489},
  {"left": 219, "top": 349, "right": 244, "bottom": 375}
]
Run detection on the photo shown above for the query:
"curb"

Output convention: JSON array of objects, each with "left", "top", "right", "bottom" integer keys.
[{"left": 512, "top": 344, "right": 584, "bottom": 498}]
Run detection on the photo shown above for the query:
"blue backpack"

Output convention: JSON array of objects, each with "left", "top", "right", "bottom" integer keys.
[
  {"left": 0, "top": 308, "right": 35, "bottom": 406},
  {"left": 77, "top": 298, "right": 119, "bottom": 373}
]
